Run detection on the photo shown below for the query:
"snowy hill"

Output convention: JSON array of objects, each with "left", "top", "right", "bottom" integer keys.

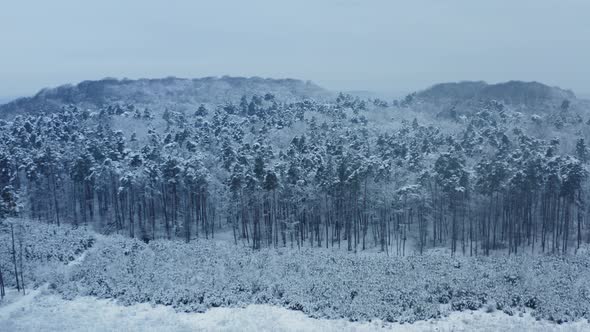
[
  {"left": 0, "top": 76, "right": 332, "bottom": 118},
  {"left": 410, "top": 80, "right": 581, "bottom": 117},
  {"left": 418, "top": 81, "right": 575, "bottom": 105},
  {"left": 2, "top": 78, "right": 590, "bottom": 328}
]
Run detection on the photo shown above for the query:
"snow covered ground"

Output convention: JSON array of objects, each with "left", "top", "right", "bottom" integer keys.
[
  {"left": 1, "top": 287, "right": 588, "bottom": 332},
  {"left": 1, "top": 220, "right": 589, "bottom": 331}
]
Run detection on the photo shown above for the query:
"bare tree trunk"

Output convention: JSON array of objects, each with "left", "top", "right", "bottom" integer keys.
[
  {"left": 19, "top": 231, "right": 25, "bottom": 295},
  {"left": 11, "top": 224, "right": 20, "bottom": 292},
  {"left": 0, "top": 263, "right": 5, "bottom": 299},
  {"left": 52, "top": 173, "right": 60, "bottom": 227}
]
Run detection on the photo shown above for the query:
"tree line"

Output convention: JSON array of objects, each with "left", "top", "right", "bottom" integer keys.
[{"left": 0, "top": 93, "right": 589, "bottom": 256}]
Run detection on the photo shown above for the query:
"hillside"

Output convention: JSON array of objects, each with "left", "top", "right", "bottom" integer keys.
[
  {"left": 0, "top": 76, "right": 331, "bottom": 118},
  {"left": 411, "top": 81, "right": 582, "bottom": 117},
  {"left": 3, "top": 78, "right": 585, "bottom": 120},
  {"left": 2, "top": 77, "right": 590, "bottom": 327},
  {"left": 0, "top": 76, "right": 589, "bottom": 254}
]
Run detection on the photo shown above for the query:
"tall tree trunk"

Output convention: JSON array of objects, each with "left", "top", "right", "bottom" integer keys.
[{"left": 11, "top": 224, "right": 20, "bottom": 292}]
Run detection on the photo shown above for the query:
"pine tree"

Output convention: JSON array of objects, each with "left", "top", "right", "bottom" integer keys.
[{"left": 576, "top": 138, "right": 588, "bottom": 163}]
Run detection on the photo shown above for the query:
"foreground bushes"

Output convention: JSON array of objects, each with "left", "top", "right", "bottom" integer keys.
[
  {"left": 2, "top": 220, "right": 589, "bottom": 324},
  {"left": 0, "top": 219, "right": 95, "bottom": 289},
  {"left": 57, "top": 236, "right": 590, "bottom": 324}
]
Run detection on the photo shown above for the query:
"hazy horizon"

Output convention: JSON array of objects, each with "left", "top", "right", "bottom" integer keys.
[
  {"left": 1, "top": 0, "right": 589, "bottom": 99},
  {"left": 2, "top": 76, "right": 589, "bottom": 104}
]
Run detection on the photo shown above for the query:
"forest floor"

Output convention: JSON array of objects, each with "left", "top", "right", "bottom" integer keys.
[
  {"left": 1, "top": 219, "right": 590, "bottom": 331},
  {"left": 1, "top": 289, "right": 589, "bottom": 331}
]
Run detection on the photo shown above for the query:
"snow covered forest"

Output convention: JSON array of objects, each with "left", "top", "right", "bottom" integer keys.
[
  {"left": 1, "top": 78, "right": 590, "bottom": 255},
  {"left": 3, "top": 0, "right": 590, "bottom": 330},
  {"left": 1, "top": 77, "right": 590, "bottom": 329}
]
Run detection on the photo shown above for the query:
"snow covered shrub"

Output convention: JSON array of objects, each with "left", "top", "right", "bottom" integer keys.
[
  {"left": 0, "top": 219, "right": 95, "bottom": 288},
  {"left": 52, "top": 233, "right": 590, "bottom": 324},
  {"left": 485, "top": 302, "right": 496, "bottom": 313}
]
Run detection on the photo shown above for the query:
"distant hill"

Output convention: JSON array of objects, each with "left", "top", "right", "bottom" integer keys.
[
  {"left": 413, "top": 81, "right": 578, "bottom": 117},
  {"left": 2, "top": 77, "right": 584, "bottom": 119},
  {"left": 0, "top": 76, "right": 332, "bottom": 118}
]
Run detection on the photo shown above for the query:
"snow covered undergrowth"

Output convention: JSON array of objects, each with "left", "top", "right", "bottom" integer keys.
[
  {"left": 1, "top": 288, "right": 588, "bottom": 332},
  {"left": 2, "top": 220, "right": 590, "bottom": 329},
  {"left": 55, "top": 234, "right": 590, "bottom": 325},
  {"left": 0, "top": 219, "right": 95, "bottom": 289}
]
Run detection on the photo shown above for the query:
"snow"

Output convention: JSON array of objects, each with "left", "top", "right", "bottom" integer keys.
[
  {"left": 1, "top": 288, "right": 588, "bottom": 332},
  {"left": 1, "top": 224, "right": 589, "bottom": 331},
  {"left": 0, "top": 286, "right": 48, "bottom": 322}
]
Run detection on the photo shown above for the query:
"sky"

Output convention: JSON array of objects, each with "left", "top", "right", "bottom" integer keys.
[{"left": 1, "top": 0, "right": 589, "bottom": 99}]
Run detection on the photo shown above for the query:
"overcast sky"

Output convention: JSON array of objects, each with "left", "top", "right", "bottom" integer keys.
[{"left": 1, "top": 0, "right": 589, "bottom": 98}]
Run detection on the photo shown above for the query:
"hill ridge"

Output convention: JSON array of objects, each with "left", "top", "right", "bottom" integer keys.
[{"left": 0, "top": 76, "right": 331, "bottom": 118}]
